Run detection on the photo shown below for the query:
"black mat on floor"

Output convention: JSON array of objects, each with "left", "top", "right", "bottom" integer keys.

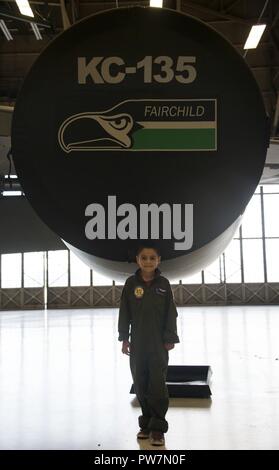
[{"left": 130, "top": 365, "right": 212, "bottom": 398}]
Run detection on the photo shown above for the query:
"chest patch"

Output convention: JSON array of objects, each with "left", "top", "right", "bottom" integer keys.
[
  {"left": 155, "top": 287, "right": 167, "bottom": 296},
  {"left": 134, "top": 286, "right": 144, "bottom": 298}
]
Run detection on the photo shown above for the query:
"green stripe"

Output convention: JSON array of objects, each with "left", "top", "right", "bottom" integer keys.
[{"left": 132, "top": 128, "right": 216, "bottom": 150}]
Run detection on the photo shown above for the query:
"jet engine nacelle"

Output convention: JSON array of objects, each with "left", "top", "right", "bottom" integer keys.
[{"left": 12, "top": 7, "right": 269, "bottom": 280}]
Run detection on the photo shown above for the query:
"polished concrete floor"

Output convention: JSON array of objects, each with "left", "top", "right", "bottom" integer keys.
[{"left": 0, "top": 305, "right": 278, "bottom": 450}]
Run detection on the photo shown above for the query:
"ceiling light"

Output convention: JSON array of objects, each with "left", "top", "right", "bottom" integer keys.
[
  {"left": 15, "top": 0, "right": 34, "bottom": 18},
  {"left": 244, "top": 24, "right": 266, "bottom": 49},
  {"left": 150, "top": 0, "right": 163, "bottom": 7},
  {"left": 2, "top": 191, "right": 22, "bottom": 196}
]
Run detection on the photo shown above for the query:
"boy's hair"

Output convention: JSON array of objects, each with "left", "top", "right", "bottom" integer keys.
[{"left": 136, "top": 243, "right": 161, "bottom": 257}]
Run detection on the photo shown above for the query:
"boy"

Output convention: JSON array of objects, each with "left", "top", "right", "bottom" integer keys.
[{"left": 118, "top": 244, "right": 180, "bottom": 446}]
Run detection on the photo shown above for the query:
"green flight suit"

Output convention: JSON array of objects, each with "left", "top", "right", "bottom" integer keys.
[{"left": 118, "top": 268, "right": 180, "bottom": 433}]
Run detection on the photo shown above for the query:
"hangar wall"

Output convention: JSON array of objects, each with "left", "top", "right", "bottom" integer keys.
[{"left": 1, "top": 184, "right": 279, "bottom": 310}]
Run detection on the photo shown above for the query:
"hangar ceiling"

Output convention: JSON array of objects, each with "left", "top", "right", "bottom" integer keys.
[
  {"left": 0, "top": 0, "right": 279, "bottom": 181},
  {"left": 0, "top": 0, "right": 279, "bottom": 124}
]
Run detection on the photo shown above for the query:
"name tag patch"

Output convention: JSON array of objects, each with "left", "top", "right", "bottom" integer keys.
[{"left": 155, "top": 287, "right": 167, "bottom": 296}]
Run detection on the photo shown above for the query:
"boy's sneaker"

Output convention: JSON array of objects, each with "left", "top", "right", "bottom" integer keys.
[
  {"left": 149, "top": 431, "right": 165, "bottom": 446},
  {"left": 137, "top": 429, "right": 150, "bottom": 439}
]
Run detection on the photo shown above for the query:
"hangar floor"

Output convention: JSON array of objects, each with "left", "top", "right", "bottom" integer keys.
[{"left": 0, "top": 305, "right": 278, "bottom": 450}]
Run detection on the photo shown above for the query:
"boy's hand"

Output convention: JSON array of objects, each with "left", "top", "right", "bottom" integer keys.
[
  {"left": 164, "top": 343, "right": 175, "bottom": 351},
  {"left": 122, "top": 340, "right": 131, "bottom": 355}
]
